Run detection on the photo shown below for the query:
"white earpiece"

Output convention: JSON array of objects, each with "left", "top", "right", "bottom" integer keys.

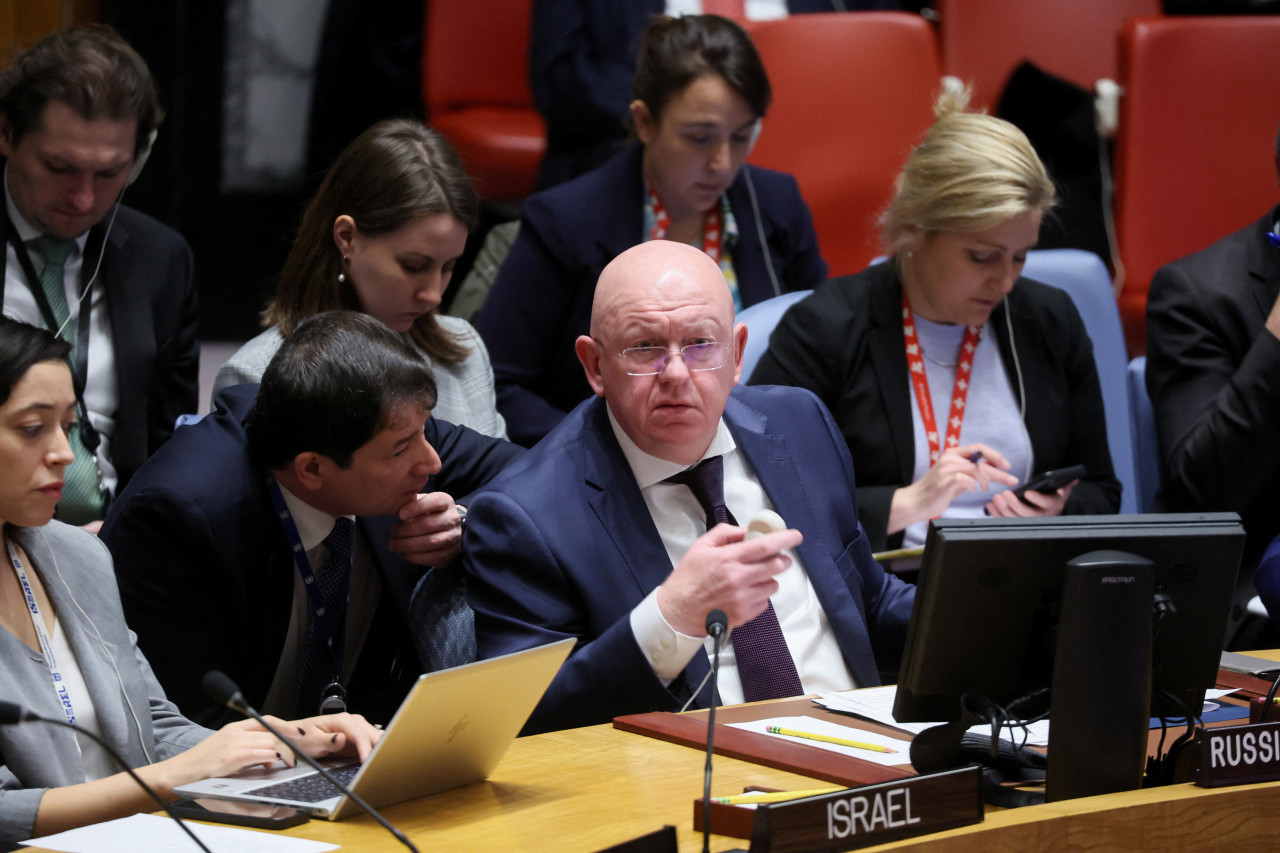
[
  {"left": 127, "top": 129, "right": 157, "bottom": 186},
  {"left": 746, "top": 120, "right": 763, "bottom": 156}
]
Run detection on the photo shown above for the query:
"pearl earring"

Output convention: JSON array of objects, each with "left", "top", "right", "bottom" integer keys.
[{"left": 338, "top": 257, "right": 349, "bottom": 284}]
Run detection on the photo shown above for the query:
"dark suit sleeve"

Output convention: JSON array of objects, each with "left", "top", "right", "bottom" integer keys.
[
  {"left": 463, "top": 489, "right": 689, "bottom": 733},
  {"left": 102, "top": 486, "right": 252, "bottom": 727},
  {"left": 804, "top": 389, "right": 915, "bottom": 682},
  {"left": 475, "top": 197, "right": 591, "bottom": 445},
  {"left": 424, "top": 418, "right": 525, "bottom": 499},
  {"left": 1146, "top": 261, "right": 1280, "bottom": 514},
  {"left": 146, "top": 236, "right": 200, "bottom": 455},
  {"left": 748, "top": 287, "right": 898, "bottom": 548}
]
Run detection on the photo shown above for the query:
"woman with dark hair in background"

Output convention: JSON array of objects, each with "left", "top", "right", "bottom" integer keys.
[
  {"left": 216, "top": 119, "right": 506, "bottom": 438},
  {"left": 750, "top": 88, "right": 1120, "bottom": 551},
  {"left": 476, "top": 14, "right": 827, "bottom": 446},
  {"left": 0, "top": 316, "right": 379, "bottom": 846}
]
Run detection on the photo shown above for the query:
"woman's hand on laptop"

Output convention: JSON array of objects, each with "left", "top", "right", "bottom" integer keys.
[
  {"left": 141, "top": 717, "right": 306, "bottom": 800},
  {"left": 283, "top": 712, "right": 383, "bottom": 763}
]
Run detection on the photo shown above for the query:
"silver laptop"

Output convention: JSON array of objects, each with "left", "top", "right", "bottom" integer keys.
[{"left": 174, "top": 639, "right": 574, "bottom": 819}]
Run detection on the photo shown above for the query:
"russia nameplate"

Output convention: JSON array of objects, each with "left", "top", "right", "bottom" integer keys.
[{"left": 1195, "top": 721, "right": 1280, "bottom": 787}]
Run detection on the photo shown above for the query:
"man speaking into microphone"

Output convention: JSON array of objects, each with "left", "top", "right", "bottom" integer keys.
[{"left": 463, "top": 241, "right": 915, "bottom": 734}]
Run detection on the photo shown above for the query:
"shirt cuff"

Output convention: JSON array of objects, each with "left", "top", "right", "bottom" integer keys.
[{"left": 629, "top": 587, "right": 707, "bottom": 685}]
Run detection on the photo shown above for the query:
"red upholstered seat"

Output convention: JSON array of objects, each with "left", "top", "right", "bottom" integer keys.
[
  {"left": 935, "top": 0, "right": 1162, "bottom": 112},
  {"left": 424, "top": 0, "right": 546, "bottom": 201},
  {"left": 1114, "top": 16, "right": 1280, "bottom": 354},
  {"left": 744, "top": 13, "right": 941, "bottom": 279}
]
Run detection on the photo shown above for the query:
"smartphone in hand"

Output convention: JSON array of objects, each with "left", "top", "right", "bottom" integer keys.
[{"left": 1012, "top": 464, "right": 1086, "bottom": 504}]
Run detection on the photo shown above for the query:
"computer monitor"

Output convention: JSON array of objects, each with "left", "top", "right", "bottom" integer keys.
[{"left": 893, "top": 513, "right": 1244, "bottom": 801}]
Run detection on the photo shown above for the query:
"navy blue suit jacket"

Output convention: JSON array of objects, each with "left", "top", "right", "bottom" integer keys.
[
  {"left": 463, "top": 384, "right": 915, "bottom": 733},
  {"left": 475, "top": 143, "right": 827, "bottom": 445},
  {"left": 101, "top": 384, "right": 523, "bottom": 727}
]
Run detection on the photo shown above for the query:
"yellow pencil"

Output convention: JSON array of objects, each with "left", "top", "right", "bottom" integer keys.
[
  {"left": 712, "top": 787, "right": 845, "bottom": 805},
  {"left": 765, "top": 725, "right": 898, "bottom": 754}
]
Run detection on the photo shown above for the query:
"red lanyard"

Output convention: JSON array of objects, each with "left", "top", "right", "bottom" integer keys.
[
  {"left": 646, "top": 181, "right": 724, "bottom": 263},
  {"left": 902, "top": 293, "right": 983, "bottom": 464}
]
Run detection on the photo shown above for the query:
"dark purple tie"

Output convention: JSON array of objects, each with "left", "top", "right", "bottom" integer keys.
[{"left": 666, "top": 457, "right": 804, "bottom": 702}]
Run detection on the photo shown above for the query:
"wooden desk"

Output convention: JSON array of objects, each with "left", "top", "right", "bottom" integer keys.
[
  {"left": 148, "top": 724, "right": 821, "bottom": 852},
  {"left": 27, "top": 653, "right": 1280, "bottom": 851}
]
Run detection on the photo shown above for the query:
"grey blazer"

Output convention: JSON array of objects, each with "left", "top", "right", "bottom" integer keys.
[{"left": 0, "top": 522, "right": 209, "bottom": 847}]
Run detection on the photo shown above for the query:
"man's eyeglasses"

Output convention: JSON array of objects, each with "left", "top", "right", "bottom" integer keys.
[{"left": 613, "top": 341, "right": 730, "bottom": 376}]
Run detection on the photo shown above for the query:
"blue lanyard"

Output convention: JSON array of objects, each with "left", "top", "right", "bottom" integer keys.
[
  {"left": 264, "top": 475, "right": 351, "bottom": 674},
  {"left": 6, "top": 538, "right": 77, "bottom": 727}
]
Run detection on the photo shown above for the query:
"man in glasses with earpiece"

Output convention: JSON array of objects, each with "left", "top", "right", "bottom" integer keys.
[
  {"left": 0, "top": 25, "right": 199, "bottom": 531},
  {"left": 462, "top": 240, "right": 915, "bottom": 734}
]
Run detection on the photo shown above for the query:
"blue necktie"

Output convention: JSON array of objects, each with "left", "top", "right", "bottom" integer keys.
[{"left": 296, "top": 518, "right": 354, "bottom": 716}]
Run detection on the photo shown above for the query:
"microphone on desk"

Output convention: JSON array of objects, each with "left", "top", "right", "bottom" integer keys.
[
  {"left": 0, "top": 700, "right": 214, "bottom": 853},
  {"left": 201, "top": 671, "right": 419, "bottom": 853},
  {"left": 702, "top": 608, "right": 729, "bottom": 853}
]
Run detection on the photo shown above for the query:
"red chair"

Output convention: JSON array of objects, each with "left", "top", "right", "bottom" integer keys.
[
  {"left": 935, "top": 0, "right": 1161, "bottom": 111},
  {"left": 1113, "top": 16, "right": 1280, "bottom": 354},
  {"left": 423, "top": 0, "right": 546, "bottom": 201},
  {"left": 745, "top": 13, "right": 941, "bottom": 279}
]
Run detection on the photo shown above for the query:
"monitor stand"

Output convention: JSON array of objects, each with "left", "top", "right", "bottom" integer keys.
[{"left": 1046, "top": 549, "right": 1154, "bottom": 801}]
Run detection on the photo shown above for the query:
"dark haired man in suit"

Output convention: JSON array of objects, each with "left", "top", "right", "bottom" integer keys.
[
  {"left": 0, "top": 25, "right": 199, "bottom": 528},
  {"left": 102, "top": 312, "right": 523, "bottom": 726},
  {"left": 1145, "top": 123, "right": 1280, "bottom": 641}
]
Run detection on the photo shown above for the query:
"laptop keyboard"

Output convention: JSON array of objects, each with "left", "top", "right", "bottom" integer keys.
[{"left": 244, "top": 764, "right": 361, "bottom": 803}]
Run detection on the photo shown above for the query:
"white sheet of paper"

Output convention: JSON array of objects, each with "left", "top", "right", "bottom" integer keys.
[
  {"left": 814, "top": 686, "right": 1052, "bottom": 746},
  {"left": 728, "top": 715, "right": 913, "bottom": 766},
  {"left": 22, "top": 812, "right": 338, "bottom": 853}
]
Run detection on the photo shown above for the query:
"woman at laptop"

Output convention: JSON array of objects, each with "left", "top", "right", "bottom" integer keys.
[
  {"left": 749, "top": 86, "right": 1120, "bottom": 552},
  {"left": 0, "top": 317, "right": 382, "bottom": 845}
]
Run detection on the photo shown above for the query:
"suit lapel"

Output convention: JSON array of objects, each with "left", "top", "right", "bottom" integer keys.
[
  {"left": 99, "top": 215, "right": 156, "bottom": 460},
  {"left": 581, "top": 400, "right": 674, "bottom": 599},
  {"left": 867, "top": 270, "right": 915, "bottom": 485},
  {"left": 725, "top": 394, "right": 878, "bottom": 685},
  {"left": 727, "top": 167, "right": 773, "bottom": 306},
  {"left": 594, "top": 145, "right": 648, "bottom": 266}
]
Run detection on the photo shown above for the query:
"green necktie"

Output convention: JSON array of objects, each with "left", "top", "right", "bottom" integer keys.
[{"left": 35, "top": 236, "right": 105, "bottom": 525}]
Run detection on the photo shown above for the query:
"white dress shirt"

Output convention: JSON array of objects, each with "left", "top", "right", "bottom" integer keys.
[
  {"left": 615, "top": 409, "right": 855, "bottom": 705},
  {"left": 261, "top": 485, "right": 381, "bottom": 718}
]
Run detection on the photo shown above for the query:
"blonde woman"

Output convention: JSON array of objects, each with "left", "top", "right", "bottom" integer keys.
[{"left": 750, "top": 89, "right": 1120, "bottom": 551}]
